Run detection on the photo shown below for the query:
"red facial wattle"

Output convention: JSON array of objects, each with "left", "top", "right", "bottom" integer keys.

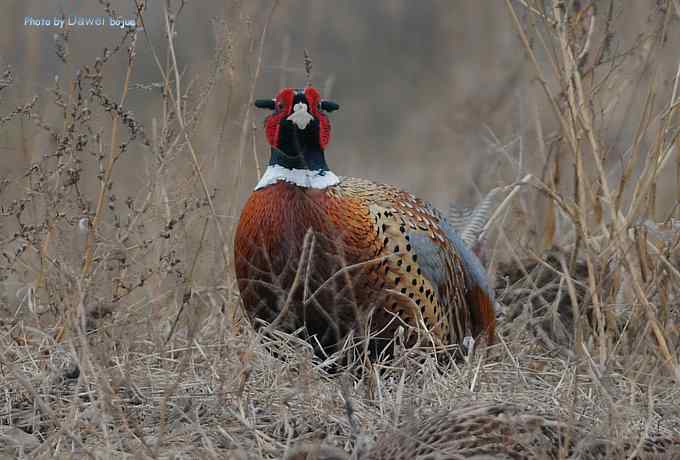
[
  {"left": 304, "top": 86, "right": 331, "bottom": 149},
  {"left": 264, "top": 86, "right": 332, "bottom": 150},
  {"left": 265, "top": 87, "right": 294, "bottom": 148}
]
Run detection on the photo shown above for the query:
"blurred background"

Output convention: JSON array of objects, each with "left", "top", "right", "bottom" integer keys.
[
  {"left": 0, "top": 0, "right": 677, "bottom": 207},
  {"left": 3, "top": 1, "right": 525, "bottom": 210},
  {"left": 1, "top": 1, "right": 676, "bottom": 212}
]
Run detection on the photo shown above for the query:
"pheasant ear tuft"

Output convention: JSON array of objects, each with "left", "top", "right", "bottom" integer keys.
[
  {"left": 320, "top": 100, "right": 339, "bottom": 112},
  {"left": 254, "top": 99, "right": 276, "bottom": 110}
]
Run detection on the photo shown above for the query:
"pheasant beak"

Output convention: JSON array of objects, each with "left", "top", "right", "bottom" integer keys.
[{"left": 286, "top": 102, "right": 314, "bottom": 130}]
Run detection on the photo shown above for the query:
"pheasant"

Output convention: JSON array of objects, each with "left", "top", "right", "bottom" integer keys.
[
  {"left": 284, "top": 401, "right": 680, "bottom": 459},
  {"left": 234, "top": 86, "right": 495, "bottom": 358}
]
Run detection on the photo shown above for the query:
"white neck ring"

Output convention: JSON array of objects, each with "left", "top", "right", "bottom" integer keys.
[{"left": 254, "top": 165, "right": 340, "bottom": 190}]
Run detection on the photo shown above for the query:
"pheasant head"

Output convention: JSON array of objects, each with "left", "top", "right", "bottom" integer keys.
[{"left": 254, "top": 87, "right": 340, "bottom": 189}]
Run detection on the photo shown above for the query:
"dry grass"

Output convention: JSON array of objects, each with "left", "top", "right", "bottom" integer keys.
[{"left": 1, "top": 1, "right": 680, "bottom": 459}]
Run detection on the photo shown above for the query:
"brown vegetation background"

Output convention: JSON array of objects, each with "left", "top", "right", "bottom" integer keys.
[{"left": 1, "top": 1, "right": 680, "bottom": 458}]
